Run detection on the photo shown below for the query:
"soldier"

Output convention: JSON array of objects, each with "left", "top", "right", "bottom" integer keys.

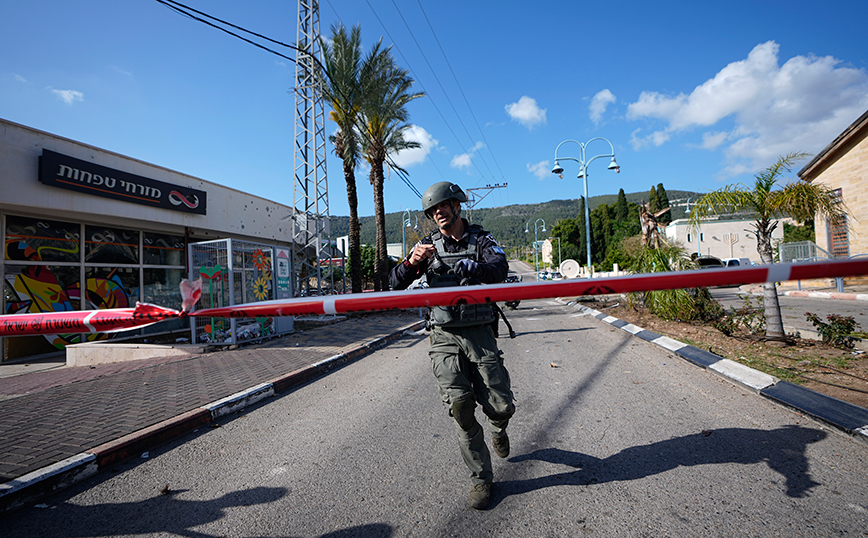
[{"left": 389, "top": 181, "right": 515, "bottom": 510}]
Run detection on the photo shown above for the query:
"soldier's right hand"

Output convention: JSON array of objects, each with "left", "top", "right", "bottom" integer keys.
[{"left": 408, "top": 244, "right": 435, "bottom": 266}]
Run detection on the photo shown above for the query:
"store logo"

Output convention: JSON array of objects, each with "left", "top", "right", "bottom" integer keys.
[
  {"left": 169, "top": 190, "right": 200, "bottom": 209},
  {"left": 39, "top": 149, "right": 207, "bottom": 215}
]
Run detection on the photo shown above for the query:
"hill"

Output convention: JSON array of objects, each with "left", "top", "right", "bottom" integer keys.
[{"left": 327, "top": 190, "right": 702, "bottom": 249}]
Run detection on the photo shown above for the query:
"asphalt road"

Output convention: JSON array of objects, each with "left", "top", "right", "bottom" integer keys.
[
  {"left": 3, "top": 298, "right": 867, "bottom": 537},
  {"left": 710, "top": 286, "right": 868, "bottom": 334}
]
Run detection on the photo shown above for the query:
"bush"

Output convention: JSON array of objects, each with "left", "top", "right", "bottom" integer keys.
[
  {"left": 712, "top": 294, "right": 766, "bottom": 336},
  {"left": 805, "top": 312, "right": 861, "bottom": 349},
  {"left": 626, "top": 244, "right": 723, "bottom": 322}
]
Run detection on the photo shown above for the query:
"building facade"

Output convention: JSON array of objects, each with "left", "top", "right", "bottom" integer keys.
[
  {"left": 665, "top": 217, "right": 783, "bottom": 262},
  {"left": 798, "top": 109, "right": 868, "bottom": 259},
  {"left": 1, "top": 119, "right": 302, "bottom": 361}
]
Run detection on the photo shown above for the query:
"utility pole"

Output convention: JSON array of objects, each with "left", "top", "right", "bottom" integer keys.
[
  {"left": 465, "top": 183, "right": 507, "bottom": 222},
  {"left": 292, "top": 0, "right": 330, "bottom": 297}
]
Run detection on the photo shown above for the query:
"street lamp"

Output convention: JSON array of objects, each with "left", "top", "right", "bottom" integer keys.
[
  {"left": 525, "top": 218, "right": 546, "bottom": 279},
  {"left": 402, "top": 209, "right": 418, "bottom": 258},
  {"left": 685, "top": 198, "right": 700, "bottom": 256},
  {"left": 552, "top": 137, "right": 620, "bottom": 273},
  {"left": 556, "top": 237, "right": 561, "bottom": 270}
]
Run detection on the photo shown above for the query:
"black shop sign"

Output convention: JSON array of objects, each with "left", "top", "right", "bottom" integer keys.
[{"left": 39, "top": 149, "right": 207, "bottom": 215}]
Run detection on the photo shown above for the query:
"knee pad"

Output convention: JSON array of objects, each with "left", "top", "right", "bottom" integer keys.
[
  {"left": 485, "top": 403, "right": 515, "bottom": 422},
  {"left": 451, "top": 398, "right": 477, "bottom": 431}
]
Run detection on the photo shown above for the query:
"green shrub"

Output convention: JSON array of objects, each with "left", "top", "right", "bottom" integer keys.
[
  {"left": 805, "top": 312, "right": 861, "bottom": 349},
  {"left": 626, "top": 245, "right": 723, "bottom": 322}
]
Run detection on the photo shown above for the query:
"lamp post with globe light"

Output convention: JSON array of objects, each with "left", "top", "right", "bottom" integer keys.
[
  {"left": 401, "top": 209, "right": 418, "bottom": 258},
  {"left": 684, "top": 198, "right": 700, "bottom": 256},
  {"left": 525, "top": 218, "right": 546, "bottom": 279},
  {"left": 551, "top": 138, "right": 620, "bottom": 273}
]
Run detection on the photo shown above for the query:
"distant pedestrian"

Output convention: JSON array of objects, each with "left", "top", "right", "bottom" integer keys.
[{"left": 389, "top": 181, "right": 515, "bottom": 510}]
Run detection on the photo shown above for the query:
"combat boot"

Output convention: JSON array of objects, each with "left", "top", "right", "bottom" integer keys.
[
  {"left": 492, "top": 432, "right": 509, "bottom": 458},
  {"left": 468, "top": 483, "right": 491, "bottom": 510}
]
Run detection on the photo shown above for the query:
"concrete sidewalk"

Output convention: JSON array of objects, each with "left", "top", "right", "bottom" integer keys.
[{"left": 0, "top": 311, "right": 426, "bottom": 513}]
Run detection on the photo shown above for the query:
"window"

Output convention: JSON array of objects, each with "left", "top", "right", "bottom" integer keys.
[
  {"left": 829, "top": 215, "right": 849, "bottom": 258},
  {"left": 4, "top": 214, "right": 188, "bottom": 354},
  {"left": 144, "top": 232, "right": 185, "bottom": 265},
  {"left": 85, "top": 225, "right": 139, "bottom": 264},
  {"left": 5, "top": 215, "right": 80, "bottom": 262},
  {"left": 828, "top": 188, "right": 849, "bottom": 259}
]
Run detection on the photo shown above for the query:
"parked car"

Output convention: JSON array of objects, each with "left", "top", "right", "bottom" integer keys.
[
  {"left": 695, "top": 255, "right": 725, "bottom": 269},
  {"left": 722, "top": 257, "right": 751, "bottom": 267}
]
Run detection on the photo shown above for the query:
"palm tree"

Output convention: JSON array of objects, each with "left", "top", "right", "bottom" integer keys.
[
  {"left": 319, "top": 24, "right": 366, "bottom": 293},
  {"left": 689, "top": 152, "right": 847, "bottom": 340},
  {"left": 360, "top": 51, "right": 424, "bottom": 291}
]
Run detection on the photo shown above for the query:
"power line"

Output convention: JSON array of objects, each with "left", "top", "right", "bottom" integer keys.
[
  {"left": 156, "top": 0, "right": 423, "bottom": 198},
  {"left": 359, "top": 0, "right": 492, "bottom": 183},
  {"left": 415, "top": 0, "right": 507, "bottom": 183},
  {"left": 389, "top": 0, "right": 498, "bottom": 182},
  {"left": 154, "top": 0, "right": 297, "bottom": 64}
]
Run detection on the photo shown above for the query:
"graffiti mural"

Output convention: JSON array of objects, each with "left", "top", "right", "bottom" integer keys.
[{"left": 4, "top": 216, "right": 140, "bottom": 349}]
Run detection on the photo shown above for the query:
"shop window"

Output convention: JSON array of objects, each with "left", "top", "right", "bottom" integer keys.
[
  {"left": 5, "top": 215, "right": 80, "bottom": 262},
  {"left": 142, "top": 267, "right": 188, "bottom": 334},
  {"left": 4, "top": 264, "right": 88, "bottom": 351},
  {"left": 4, "top": 264, "right": 79, "bottom": 314},
  {"left": 143, "top": 268, "right": 184, "bottom": 310},
  {"left": 85, "top": 226, "right": 139, "bottom": 264},
  {"left": 83, "top": 266, "right": 138, "bottom": 309},
  {"left": 144, "top": 232, "right": 185, "bottom": 266}
]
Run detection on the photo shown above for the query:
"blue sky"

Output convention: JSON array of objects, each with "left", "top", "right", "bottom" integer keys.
[{"left": 2, "top": 0, "right": 867, "bottom": 219}]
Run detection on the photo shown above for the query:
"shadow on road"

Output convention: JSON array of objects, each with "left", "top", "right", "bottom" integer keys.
[
  {"left": 500, "top": 425, "right": 826, "bottom": 505},
  {"left": 3, "top": 486, "right": 291, "bottom": 538}
]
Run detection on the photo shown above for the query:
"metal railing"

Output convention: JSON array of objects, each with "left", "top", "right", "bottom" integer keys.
[{"left": 779, "top": 241, "right": 830, "bottom": 264}]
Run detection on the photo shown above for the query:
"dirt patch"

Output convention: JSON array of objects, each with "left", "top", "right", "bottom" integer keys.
[{"left": 582, "top": 298, "right": 868, "bottom": 410}]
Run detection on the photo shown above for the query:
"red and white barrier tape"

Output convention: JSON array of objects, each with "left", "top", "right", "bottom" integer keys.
[{"left": 1, "top": 259, "right": 866, "bottom": 337}]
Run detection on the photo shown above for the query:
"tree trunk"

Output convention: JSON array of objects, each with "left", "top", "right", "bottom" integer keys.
[
  {"left": 370, "top": 156, "right": 389, "bottom": 291},
  {"left": 757, "top": 221, "right": 786, "bottom": 340},
  {"left": 344, "top": 161, "right": 363, "bottom": 294}
]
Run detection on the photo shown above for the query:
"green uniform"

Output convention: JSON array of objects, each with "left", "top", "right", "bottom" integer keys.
[
  {"left": 390, "top": 221, "right": 514, "bottom": 485},
  {"left": 429, "top": 323, "right": 513, "bottom": 484}
]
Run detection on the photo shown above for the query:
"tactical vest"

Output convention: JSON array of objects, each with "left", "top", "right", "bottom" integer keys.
[{"left": 426, "top": 225, "right": 497, "bottom": 327}]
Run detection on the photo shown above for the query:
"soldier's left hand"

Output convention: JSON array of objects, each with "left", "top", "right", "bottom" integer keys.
[{"left": 454, "top": 259, "right": 479, "bottom": 278}]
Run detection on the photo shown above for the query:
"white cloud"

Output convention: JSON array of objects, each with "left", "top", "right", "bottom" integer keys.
[
  {"left": 589, "top": 89, "right": 616, "bottom": 124},
  {"left": 527, "top": 160, "right": 550, "bottom": 180},
  {"left": 391, "top": 125, "right": 438, "bottom": 168},
  {"left": 626, "top": 40, "right": 868, "bottom": 175},
  {"left": 49, "top": 88, "right": 84, "bottom": 105},
  {"left": 505, "top": 96, "right": 546, "bottom": 129},
  {"left": 450, "top": 141, "right": 485, "bottom": 170},
  {"left": 700, "top": 131, "right": 729, "bottom": 150},
  {"left": 451, "top": 153, "right": 472, "bottom": 169}
]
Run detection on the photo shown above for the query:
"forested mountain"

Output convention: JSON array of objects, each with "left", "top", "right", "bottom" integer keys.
[{"left": 327, "top": 189, "right": 702, "bottom": 250}]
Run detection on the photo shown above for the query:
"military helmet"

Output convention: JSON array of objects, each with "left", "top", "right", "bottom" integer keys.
[{"left": 422, "top": 182, "right": 466, "bottom": 218}]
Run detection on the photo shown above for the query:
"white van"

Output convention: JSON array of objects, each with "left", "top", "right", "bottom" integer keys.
[{"left": 722, "top": 257, "right": 751, "bottom": 267}]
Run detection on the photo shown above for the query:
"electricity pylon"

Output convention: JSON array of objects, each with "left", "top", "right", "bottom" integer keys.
[{"left": 292, "top": 0, "right": 330, "bottom": 296}]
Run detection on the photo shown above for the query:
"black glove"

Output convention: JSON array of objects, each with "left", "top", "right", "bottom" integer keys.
[{"left": 454, "top": 258, "right": 479, "bottom": 279}]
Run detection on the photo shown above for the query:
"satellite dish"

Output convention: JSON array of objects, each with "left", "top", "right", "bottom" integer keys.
[{"left": 560, "top": 259, "right": 581, "bottom": 279}]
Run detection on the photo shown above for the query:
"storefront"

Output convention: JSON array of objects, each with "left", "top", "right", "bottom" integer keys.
[{"left": 1, "top": 119, "right": 301, "bottom": 361}]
